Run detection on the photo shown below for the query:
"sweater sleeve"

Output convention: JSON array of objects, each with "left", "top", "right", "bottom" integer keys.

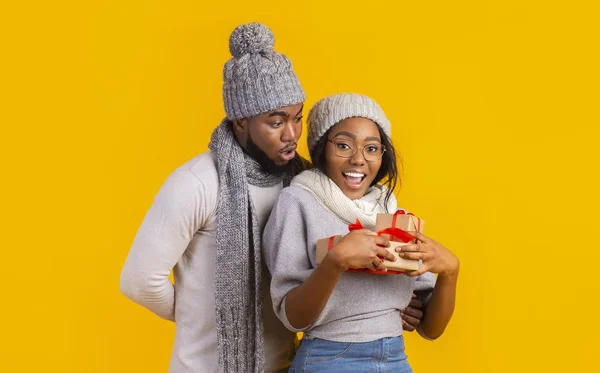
[
  {"left": 263, "top": 189, "right": 313, "bottom": 333},
  {"left": 414, "top": 271, "right": 436, "bottom": 293},
  {"left": 120, "top": 169, "right": 211, "bottom": 321}
]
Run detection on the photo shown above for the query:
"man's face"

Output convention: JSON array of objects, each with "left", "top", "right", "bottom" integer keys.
[{"left": 235, "top": 103, "right": 304, "bottom": 172}]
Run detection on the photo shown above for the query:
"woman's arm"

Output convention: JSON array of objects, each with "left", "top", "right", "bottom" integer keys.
[
  {"left": 418, "top": 271, "right": 459, "bottom": 339},
  {"left": 283, "top": 251, "right": 344, "bottom": 329},
  {"left": 284, "top": 229, "right": 394, "bottom": 329},
  {"left": 397, "top": 231, "right": 459, "bottom": 339}
]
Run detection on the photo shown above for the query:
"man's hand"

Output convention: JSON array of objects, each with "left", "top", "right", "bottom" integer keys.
[{"left": 401, "top": 293, "right": 424, "bottom": 331}]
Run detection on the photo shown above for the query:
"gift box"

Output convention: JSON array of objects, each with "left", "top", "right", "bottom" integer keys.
[
  {"left": 315, "top": 235, "right": 342, "bottom": 265},
  {"left": 375, "top": 210, "right": 424, "bottom": 245},
  {"left": 314, "top": 210, "right": 425, "bottom": 274},
  {"left": 384, "top": 241, "right": 420, "bottom": 271}
]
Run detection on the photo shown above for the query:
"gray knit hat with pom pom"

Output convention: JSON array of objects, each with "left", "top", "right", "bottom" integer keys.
[{"left": 223, "top": 22, "right": 305, "bottom": 120}]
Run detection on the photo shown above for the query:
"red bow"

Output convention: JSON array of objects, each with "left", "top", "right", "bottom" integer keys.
[{"left": 347, "top": 218, "right": 416, "bottom": 243}]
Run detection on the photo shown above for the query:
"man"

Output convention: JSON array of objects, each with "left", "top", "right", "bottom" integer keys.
[{"left": 120, "top": 22, "right": 425, "bottom": 373}]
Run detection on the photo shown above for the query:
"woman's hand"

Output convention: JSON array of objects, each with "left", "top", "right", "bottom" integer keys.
[
  {"left": 397, "top": 232, "right": 459, "bottom": 278},
  {"left": 326, "top": 229, "right": 396, "bottom": 272}
]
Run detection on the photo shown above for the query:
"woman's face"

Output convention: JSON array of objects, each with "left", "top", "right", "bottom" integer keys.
[{"left": 324, "top": 117, "right": 383, "bottom": 200}]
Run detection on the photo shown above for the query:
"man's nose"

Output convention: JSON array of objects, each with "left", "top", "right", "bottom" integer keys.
[{"left": 281, "top": 122, "right": 297, "bottom": 142}]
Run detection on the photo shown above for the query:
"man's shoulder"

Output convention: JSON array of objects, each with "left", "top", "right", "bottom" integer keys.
[
  {"left": 158, "top": 151, "right": 219, "bottom": 206},
  {"left": 177, "top": 151, "right": 218, "bottom": 182},
  {"left": 165, "top": 152, "right": 218, "bottom": 190}
]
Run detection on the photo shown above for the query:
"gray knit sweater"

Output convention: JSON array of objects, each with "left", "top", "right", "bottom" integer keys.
[{"left": 263, "top": 186, "right": 436, "bottom": 343}]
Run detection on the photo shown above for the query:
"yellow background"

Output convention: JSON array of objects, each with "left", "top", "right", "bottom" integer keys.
[{"left": 2, "top": 1, "right": 599, "bottom": 372}]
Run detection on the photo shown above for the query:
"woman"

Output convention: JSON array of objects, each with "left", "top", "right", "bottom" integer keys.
[{"left": 263, "top": 93, "right": 459, "bottom": 372}]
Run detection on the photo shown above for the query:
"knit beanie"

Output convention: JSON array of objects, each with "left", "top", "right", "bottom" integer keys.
[
  {"left": 306, "top": 93, "right": 391, "bottom": 153},
  {"left": 223, "top": 22, "right": 305, "bottom": 120}
]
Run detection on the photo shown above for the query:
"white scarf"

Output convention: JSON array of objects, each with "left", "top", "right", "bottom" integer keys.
[{"left": 291, "top": 169, "right": 397, "bottom": 229}]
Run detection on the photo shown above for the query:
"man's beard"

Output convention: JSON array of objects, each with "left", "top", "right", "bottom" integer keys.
[{"left": 246, "top": 132, "right": 295, "bottom": 175}]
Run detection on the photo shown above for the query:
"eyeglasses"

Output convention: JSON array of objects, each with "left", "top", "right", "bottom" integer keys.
[{"left": 327, "top": 139, "right": 386, "bottom": 162}]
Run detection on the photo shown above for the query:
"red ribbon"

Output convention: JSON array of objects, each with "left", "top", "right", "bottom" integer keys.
[
  {"left": 348, "top": 219, "right": 363, "bottom": 231},
  {"left": 347, "top": 218, "right": 416, "bottom": 243},
  {"left": 377, "top": 227, "right": 415, "bottom": 243},
  {"left": 392, "top": 209, "right": 421, "bottom": 234}
]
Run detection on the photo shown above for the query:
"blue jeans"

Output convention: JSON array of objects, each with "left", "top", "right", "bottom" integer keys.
[{"left": 288, "top": 336, "right": 413, "bottom": 373}]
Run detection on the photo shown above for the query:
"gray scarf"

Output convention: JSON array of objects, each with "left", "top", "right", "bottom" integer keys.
[{"left": 209, "top": 119, "right": 306, "bottom": 373}]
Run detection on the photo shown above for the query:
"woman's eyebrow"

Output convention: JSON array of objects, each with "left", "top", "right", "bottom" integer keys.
[
  {"left": 333, "top": 132, "right": 381, "bottom": 143},
  {"left": 332, "top": 131, "right": 356, "bottom": 139}
]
